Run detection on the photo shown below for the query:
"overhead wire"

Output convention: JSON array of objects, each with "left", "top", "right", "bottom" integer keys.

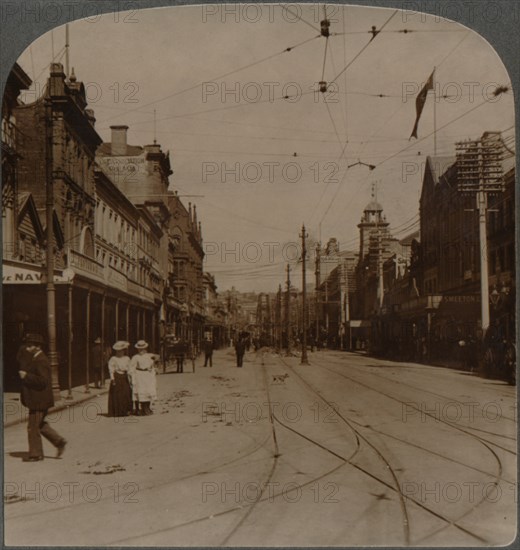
[
  {"left": 327, "top": 29, "right": 348, "bottom": 139},
  {"left": 97, "top": 34, "right": 320, "bottom": 126},
  {"left": 309, "top": 10, "right": 399, "bottom": 230},
  {"left": 329, "top": 10, "right": 399, "bottom": 86},
  {"left": 331, "top": 27, "right": 468, "bottom": 36},
  {"left": 99, "top": 89, "right": 317, "bottom": 131},
  {"left": 374, "top": 93, "right": 509, "bottom": 170},
  {"left": 321, "top": 28, "right": 480, "bottom": 235},
  {"left": 282, "top": 4, "right": 321, "bottom": 33}
]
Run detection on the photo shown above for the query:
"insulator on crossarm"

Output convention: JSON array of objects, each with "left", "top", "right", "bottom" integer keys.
[{"left": 320, "top": 19, "right": 330, "bottom": 37}]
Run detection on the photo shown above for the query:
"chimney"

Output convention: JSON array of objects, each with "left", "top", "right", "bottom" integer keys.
[{"left": 110, "top": 125, "right": 128, "bottom": 156}]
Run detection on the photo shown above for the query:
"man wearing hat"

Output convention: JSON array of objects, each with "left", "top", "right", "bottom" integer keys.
[{"left": 18, "top": 333, "right": 67, "bottom": 462}]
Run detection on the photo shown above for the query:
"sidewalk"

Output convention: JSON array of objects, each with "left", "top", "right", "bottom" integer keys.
[
  {"left": 3, "top": 384, "right": 110, "bottom": 429},
  {"left": 2, "top": 351, "right": 231, "bottom": 428}
]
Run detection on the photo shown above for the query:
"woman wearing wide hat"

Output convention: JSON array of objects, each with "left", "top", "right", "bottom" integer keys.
[
  {"left": 129, "top": 340, "right": 157, "bottom": 415},
  {"left": 107, "top": 341, "right": 132, "bottom": 417}
]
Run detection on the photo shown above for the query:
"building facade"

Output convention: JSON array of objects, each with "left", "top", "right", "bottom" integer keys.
[
  {"left": 2, "top": 64, "right": 209, "bottom": 391},
  {"left": 4, "top": 63, "right": 103, "bottom": 391},
  {"left": 360, "top": 138, "right": 515, "bottom": 371}
]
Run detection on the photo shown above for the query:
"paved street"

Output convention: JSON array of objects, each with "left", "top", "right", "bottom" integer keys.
[{"left": 4, "top": 349, "right": 516, "bottom": 546}]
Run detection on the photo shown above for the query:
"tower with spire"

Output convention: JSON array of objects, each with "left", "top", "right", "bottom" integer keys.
[{"left": 357, "top": 182, "right": 389, "bottom": 262}]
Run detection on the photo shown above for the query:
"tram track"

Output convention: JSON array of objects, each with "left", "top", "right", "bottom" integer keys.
[
  {"left": 276, "top": 354, "right": 503, "bottom": 545},
  {"left": 320, "top": 361, "right": 516, "bottom": 455},
  {"left": 332, "top": 353, "right": 517, "bottom": 424},
  {"left": 107, "top": 355, "right": 363, "bottom": 546},
  {"left": 6, "top": 351, "right": 513, "bottom": 545}
]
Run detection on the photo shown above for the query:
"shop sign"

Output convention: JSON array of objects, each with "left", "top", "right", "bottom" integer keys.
[
  {"left": 2, "top": 264, "right": 44, "bottom": 284},
  {"left": 443, "top": 295, "right": 480, "bottom": 304}
]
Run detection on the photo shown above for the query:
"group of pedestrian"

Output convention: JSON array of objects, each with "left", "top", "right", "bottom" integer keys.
[
  {"left": 16, "top": 329, "right": 254, "bottom": 463},
  {"left": 108, "top": 340, "right": 158, "bottom": 417}
]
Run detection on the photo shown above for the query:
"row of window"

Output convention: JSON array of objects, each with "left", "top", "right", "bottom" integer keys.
[{"left": 95, "top": 201, "right": 137, "bottom": 256}]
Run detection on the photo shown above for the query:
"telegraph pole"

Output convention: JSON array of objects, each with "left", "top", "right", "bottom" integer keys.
[
  {"left": 44, "top": 96, "right": 61, "bottom": 401},
  {"left": 276, "top": 284, "right": 282, "bottom": 352},
  {"left": 285, "top": 264, "right": 291, "bottom": 356},
  {"left": 300, "top": 225, "right": 309, "bottom": 364},
  {"left": 345, "top": 260, "right": 352, "bottom": 351},
  {"left": 456, "top": 132, "right": 505, "bottom": 338},
  {"left": 315, "top": 242, "right": 321, "bottom": 347},
  {"left": 477, "top": 190, "right": 490, "bottom": 332},
  {"left": 339, "top": 261, "right": 346, "bottom": 350}
]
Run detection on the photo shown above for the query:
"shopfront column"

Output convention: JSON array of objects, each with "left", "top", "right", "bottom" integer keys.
[
  {"left": 115, "top": 298, "right": 119, "bottom": 340},
  {"left": 85, "top": 290, "right": 91, "bottom": 393}
]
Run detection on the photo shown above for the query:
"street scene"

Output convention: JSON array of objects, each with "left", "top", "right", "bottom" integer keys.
[
  {"left": 4, "top": 350, "right": 517, "bottom": 546},
  {"left": 2, "top": 2, "right": 517, "bottom": 547}
]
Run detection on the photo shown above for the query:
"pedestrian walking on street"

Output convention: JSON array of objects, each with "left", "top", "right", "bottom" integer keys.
[
  {"left": 235, "top": 337, "right": 246, "bottom": 368},
  {"left": 129, "top": 340, "right": 157, "bottom": 416},
  {"left": 203, "top": 337, "right": 213, "bottom": 367},
  {"left": 173, "top": 337, "right": 186, "bottom": 373},
  {"left": 18, "top": 333, "right": 67, "bottom": 462},
  {"left": 107, "top": 341, "right": 133, "bottom": 417},
  {"left": 91, "top": 337, "right": 105, "bottom": 389}
]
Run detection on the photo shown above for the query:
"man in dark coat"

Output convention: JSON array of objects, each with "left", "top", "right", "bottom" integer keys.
[
  {"left": 19, "top": 333, "right": 67, "bottom": 462},
  {"left": 91, "top": 337, "right": 105, "bottom": 389},
  {"left": 235, "top": 337, "right": 246, "bottom": 368},
  {"left": 203, "top": 337, "right": 213, "bottom": 367}
]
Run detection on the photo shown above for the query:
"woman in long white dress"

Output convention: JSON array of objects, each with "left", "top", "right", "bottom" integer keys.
[
  {"left": 129, "top": 340, "right": 157, "bottom": 415},
  {"left": 107, "top": 341, "right": 132, "bottom": 417}
]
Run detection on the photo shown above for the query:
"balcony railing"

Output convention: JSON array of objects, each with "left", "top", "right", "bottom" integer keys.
[{"left": 68, "top": 249, "right": 105, "bottom": 281}]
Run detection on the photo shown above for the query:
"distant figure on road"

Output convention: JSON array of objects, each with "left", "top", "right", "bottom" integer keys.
[
  {"left": 235, "top": 337, "right": 246, "bottom": 368},
  {"left": 108, "top": 341, "right": 132, "bottom": 417},
  {"left": 18, "top": 333, "right": 67, "bottom": 462},
  {"left": 174, "top": 337, "right": 186, "bottom": 373},
  {"left": 203, "top": 337, "right": 213, "bottom": 367},
  {"left": 91, "top": 337, "right": 105, "bottom": 389},
  {"left": 129, "top": 340, "right": 157, "bottom": 415}
]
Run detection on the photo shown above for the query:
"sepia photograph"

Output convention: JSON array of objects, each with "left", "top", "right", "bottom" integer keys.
[{"left": 1, "top": 1, "right": 517, "bottom": 546}]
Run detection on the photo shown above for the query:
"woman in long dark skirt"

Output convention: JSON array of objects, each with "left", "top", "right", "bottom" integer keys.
[{"left": 107, "top": 341, "right": 132, "bottom": 417}]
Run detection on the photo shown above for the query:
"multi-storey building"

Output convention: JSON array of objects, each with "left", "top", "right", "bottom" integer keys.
[
  {"left": 97, "top": 125, "right": 183, "bottom": 351},
  {"left": 2, "top": 63, "right": 206, "bottom": 392},
  {"left": 166, "top": 192, "right": 205, "bottom": 350},
  {"left": 2, "top": 62, "right": 36, "bottom": 391},
  {"left": 487, "top": 157, "right": 515, "bottom": 343},
  {"left": 203, "top": 272, "right": 228, "bottom": 348},
  {"left": 93, "top": 165, "right": 163, "bottom": 350},
  {"left": 317, "top": 244, "right": 358, "bottom": 349},
  {"left": 419, "top": 145, "right": 514, "bottom": 363},
  {"left": 4, "top": 63, "right": 103, "bottom": 390},
  {"left": 367, "top": 137, "right": 515, "bottom": 366},
  {"left": 2, "top": 63, "right": 32, "bottom": 258},
  {"left": 353, "top": 197, "right": 399, "bottom": 322}
]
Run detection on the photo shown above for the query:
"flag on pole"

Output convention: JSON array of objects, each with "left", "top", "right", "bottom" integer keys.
[{"left": 410, "top": 70, "right": 435, "bottom": 139}]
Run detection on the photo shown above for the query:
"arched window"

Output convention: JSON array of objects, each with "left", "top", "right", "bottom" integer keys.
[{"left": 80, "top": 226, "right": 95, "bottom": 258}]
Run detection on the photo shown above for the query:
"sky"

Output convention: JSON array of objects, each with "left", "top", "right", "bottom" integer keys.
[{"left": 16, "top": 3, "right": 515, "bottom": 293}]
